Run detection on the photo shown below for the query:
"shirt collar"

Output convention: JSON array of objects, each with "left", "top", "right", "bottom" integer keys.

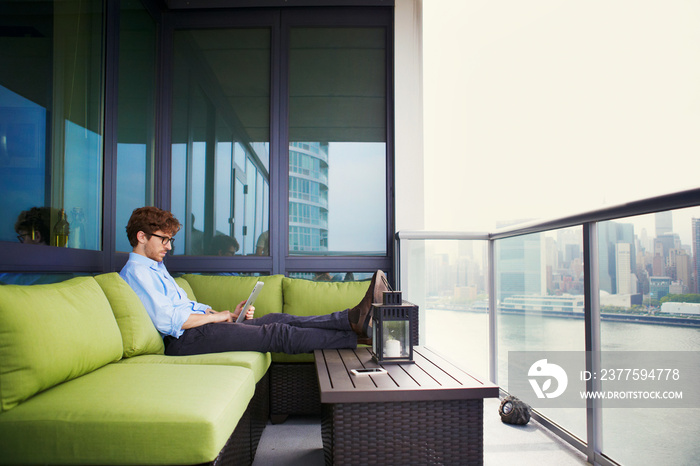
[{"left": 128, "top": 252, "right": 166, "bottom": 272}]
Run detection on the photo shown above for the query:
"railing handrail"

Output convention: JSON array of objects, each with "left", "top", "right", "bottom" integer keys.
[
  {"left": 396, "top": 231, "right": 490, "bottom": 241},
  {"left": 397, "top": 187, "right": 700, "bottom": 241}
]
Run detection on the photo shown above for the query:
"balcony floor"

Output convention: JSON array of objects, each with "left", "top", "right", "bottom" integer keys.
[{"left": 252, "top": 397, "right": 589, "bottom": 465}]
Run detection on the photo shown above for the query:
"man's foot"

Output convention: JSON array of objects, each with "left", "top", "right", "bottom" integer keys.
[
  {"left": 357, "top": 336, "right": 372, "bottom": 346},
  {"left": 349, "top": 270, "right": 389, "bottom": 339}
]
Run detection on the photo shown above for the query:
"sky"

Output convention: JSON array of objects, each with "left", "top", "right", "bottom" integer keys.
[
  {"left": 327, "top": 142, "right": 387, "bottom": 253},
  {"left": 422, "top": 0, "right": 700, "bottom": 238}
]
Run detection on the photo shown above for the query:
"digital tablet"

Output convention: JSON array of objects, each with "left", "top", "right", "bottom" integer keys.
[{"left": 236, "top": 281, "right": 264, "bottom": 323}]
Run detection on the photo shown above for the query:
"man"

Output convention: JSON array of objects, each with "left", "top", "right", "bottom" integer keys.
[
  {"left": 15, "top": 207, "right": 51, "bottom": 245},
  {"left": 120, "top": 206, "right": 387, "bottom": 356}
]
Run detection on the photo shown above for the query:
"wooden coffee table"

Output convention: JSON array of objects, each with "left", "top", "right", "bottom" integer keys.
[{"left": 314, "top": 346, "right": 499, "bottom": 466}]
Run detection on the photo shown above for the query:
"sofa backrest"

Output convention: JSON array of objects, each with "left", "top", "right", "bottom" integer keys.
[
  {"left": 181, "top": 274, "right": 284, "bottom": 317},
  {"left": 94, "top": 273, "right": 165, "bottom": 358},
  {"left": 0, "top": 277, "right": 123, "bottom": 412},
  {"left": 282, "top": 277, "right": 369, "bottom": 316}
]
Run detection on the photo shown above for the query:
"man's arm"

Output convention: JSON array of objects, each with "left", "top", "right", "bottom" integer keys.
[
  {"left": 182, "top": 310, "right": 234, "bottom": 329},
  {"left": 183, "top": 301, "right": 254, "bottom": 329}
]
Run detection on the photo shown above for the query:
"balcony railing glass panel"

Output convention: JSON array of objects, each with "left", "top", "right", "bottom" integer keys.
[
  {"left": 495, "top": 227, "right": 586, "bottom": 442},
  {"left": 401, "top": 239, "right": 490, "bottom": 379},
  {"left": 597, "top": 206, "right": 700, "bottom": 466}
]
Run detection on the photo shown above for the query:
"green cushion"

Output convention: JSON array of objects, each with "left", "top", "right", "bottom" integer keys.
[
  {"left": 0, "top": 363, "right": 254, "bottom": 465},
  {"left": 0, "top": 277, "right": 123, "bottom": 412},
  {"left": 282, "top": 277, "right": 369, "bottom": 317},
  {"left": 182, "top": 274, "right": 284, "bottom": 318},
  {"left": 94, "top": 273, "right": 165, "bottom": 358},
  {"left": 118, "top": 351, "right": 271, "bottom": 383},
  {"left": 269, "top": 278, "right": 369, "bottom": 362},
  {"left": 174, "top": 276, "right": 197, "bottom": 302}
]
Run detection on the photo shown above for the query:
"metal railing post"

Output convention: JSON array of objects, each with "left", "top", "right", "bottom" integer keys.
[
  {"left": 583, "top": 222, "right": 602, "bottom": 463},
  {"left": 488, "top": 236, "right": 497, "bottom": 385}
]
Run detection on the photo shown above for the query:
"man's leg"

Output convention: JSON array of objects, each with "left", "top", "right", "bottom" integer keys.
[
  {"left": 243, "top": 270, "right": 388, "bottom": 335},
  {"left": 164, "top": 322, "right": 357, "bottom": 356},
  {"left": 242, "top": 310, "right": 353, "bottom": 331},
  {"left": 163, "top": 270, "right": 389, "bottom": 356}
]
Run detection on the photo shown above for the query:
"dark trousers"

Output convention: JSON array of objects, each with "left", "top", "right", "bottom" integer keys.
[{"left": 164, "top": 310, "right": 357, "bottom": 356}]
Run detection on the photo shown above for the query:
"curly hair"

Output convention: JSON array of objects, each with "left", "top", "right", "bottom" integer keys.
[
  {"left": 14, "top": 207, "right": 52, "bottom": 245},
  {"left": 125, "top": 206, "right": 181, "bottom": 247}
]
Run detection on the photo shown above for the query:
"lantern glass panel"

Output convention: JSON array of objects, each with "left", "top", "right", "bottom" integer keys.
[{"left": 383, "top": 319, "right": 409, "bottom": 358}]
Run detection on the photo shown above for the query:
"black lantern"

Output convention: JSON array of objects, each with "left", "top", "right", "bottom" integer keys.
[{"left": 371, "top": 290, "right": 418, "bottom": 364}]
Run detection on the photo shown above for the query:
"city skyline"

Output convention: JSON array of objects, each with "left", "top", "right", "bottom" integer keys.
[{"left": 424, "top": 206, "right": 700, "bottom": 306}]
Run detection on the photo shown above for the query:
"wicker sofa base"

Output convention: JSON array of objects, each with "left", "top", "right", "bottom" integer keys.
[
  {"left": 270, "top": 362, "right": 321, "bottom": 421},
  {"left": 322, "top": 399, "right": 484, "bottom": 466}
]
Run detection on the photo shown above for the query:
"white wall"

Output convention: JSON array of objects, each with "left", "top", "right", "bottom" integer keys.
[
  {"left": 394, "top": 0, "right": 425, "bottom": 233},
  {"left": 422, "top": 0, "right": 700, "bottom": 232}
]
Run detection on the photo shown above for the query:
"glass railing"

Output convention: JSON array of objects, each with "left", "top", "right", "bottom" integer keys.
[{"left": 396, "top": 187, "right": 700, "bottom": 466}]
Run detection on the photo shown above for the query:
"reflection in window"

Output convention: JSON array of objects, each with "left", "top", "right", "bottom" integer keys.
[
  {"left": 288, "top": 28, "right": 387, "bottom": 256},
  {"left": 116, "top": 1, "right": 156, "bottom": 252},
  {"left": 288, "top": 271, "right": 373, "bottom": 282},
  {"left": 0, "top": 1, "right": 104, "bottom": 250},
  {"left": 171, "top": 29, "right": 270, "bottom": 256}
]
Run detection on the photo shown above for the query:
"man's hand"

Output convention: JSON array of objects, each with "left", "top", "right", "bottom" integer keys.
[
  {"left": 232, "top": 300, "right": 255, "bottom": 321},
  {"left": 182, "top": 309, "right": 233, "bottom": 329}
]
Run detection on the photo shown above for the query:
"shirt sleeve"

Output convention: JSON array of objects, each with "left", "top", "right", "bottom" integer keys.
[
  {"left": 120, "top": 265, "right": 201, "bottom": 338},
  {"left": 171, "top": 278, "right": 210, "bottom": 313}
]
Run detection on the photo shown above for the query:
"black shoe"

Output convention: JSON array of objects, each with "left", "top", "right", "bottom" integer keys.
[{"left": 349, "top": 270, "right": 388, "bottom": 338}]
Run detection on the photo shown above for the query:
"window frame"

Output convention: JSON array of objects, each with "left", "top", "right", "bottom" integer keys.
[
  {"left": 158, "top": 6, "right": 395, "bottom": 277},
  {"left": 0, "top": 2, "right": 394, "bottom": 280}
]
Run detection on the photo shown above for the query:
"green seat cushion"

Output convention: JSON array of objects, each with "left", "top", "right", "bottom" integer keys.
[
  {"left": 0, "top": 363, "right": 255, "bottom": 465},
  {"left": 118, "top": 351, "right": 271, "bottom": 383},
  {"left": 0, "top": 277, "right": 123, "bottom": 412},
  {"left": 282, "top": 277, "right": 369, "bottom": 317},
  {"left": 94, "top": 273, "right": 165, "bottom": 358},
  {"left": 182, "top": 274, "right": 284, "bottom": 318}
]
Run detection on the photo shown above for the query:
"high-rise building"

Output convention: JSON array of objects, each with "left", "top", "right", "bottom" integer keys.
[
  {"left": 615, "top": 242, "right": 632, "bottom": 294},
  {"left": 496, "top": 233, "right": 546, "bottom": 302},
  {"left": 598, "top": 222, "right": 635, "bottom": 294},
  {"left": 655, "top": 211, "right": 673, "bottom": 237},
  {"left": 650, "top": 276, "right": 672, "bottom": 301},
  {"left": 692, "top": 218, "right": 700, "bottom": 293},
  {"left": 675, "top": 251, "right": 692, "bottom": 293},
  {"left": 288, "top": 142, "right": 329, "bottom": 253},
  {"left": 654, "top": 233, "right": 681, "bottom": 277}
]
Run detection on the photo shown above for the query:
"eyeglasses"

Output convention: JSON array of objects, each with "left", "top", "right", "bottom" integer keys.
[
  {"left": 149, "top": 233, "right": 175, "bottom": 246},
  {"left": 17, "top": 229, "right": 36, "bottom": 243}
]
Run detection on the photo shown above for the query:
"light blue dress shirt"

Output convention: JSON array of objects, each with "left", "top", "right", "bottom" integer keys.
[{"left": 120, "top": 252, "right": 209, "bottom": 338}]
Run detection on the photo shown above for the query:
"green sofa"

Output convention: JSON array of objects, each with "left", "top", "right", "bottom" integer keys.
[{"left": 0, "top": 272, "right": 369, "bottom": 465}]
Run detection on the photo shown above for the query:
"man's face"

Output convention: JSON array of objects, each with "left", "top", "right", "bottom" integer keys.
[
  {"left": 17, "top": 229, "right": 43, "bottom": 245},
  {"left": 142, "top": 230, "right": 173, "bottom": 262}
]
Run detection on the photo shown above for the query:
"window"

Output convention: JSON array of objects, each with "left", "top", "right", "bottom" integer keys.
[
  {"left": 0, "top": 0, "right": 104, "bottom": 251},
  {"left": 0, "top": 3, "right": 393, "bottom": 278},
  {"left": 170, "top": 28, "right": 271, "bottom": 257},
  {"left": 164, "top": 8, "right": 393, "bottom": 275},
  {"left": 116, "top": 1, "right": 157, "bottom": 253},
  {"left": 288, "top": 27, "right": 388, "bottom": 256}
]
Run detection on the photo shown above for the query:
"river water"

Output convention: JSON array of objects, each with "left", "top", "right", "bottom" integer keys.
[{"left": 424, "top": 309, "right": 700, "bottom": 466}]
